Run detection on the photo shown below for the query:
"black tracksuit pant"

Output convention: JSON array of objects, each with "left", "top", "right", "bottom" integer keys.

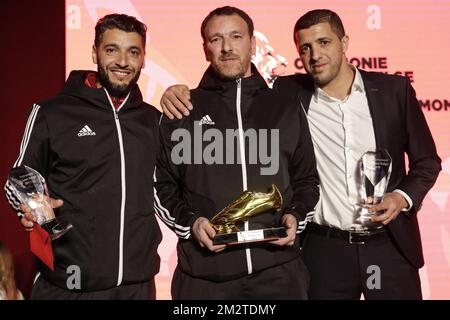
[
  {"left": 30, "top": 275, "right": 156, "bottom": 300},
  {"left": 171, "top": 255, "right": 309, "bottom": 300}
]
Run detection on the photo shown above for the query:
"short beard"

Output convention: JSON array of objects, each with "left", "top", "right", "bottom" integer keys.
[
  {"left": 311, "top": 74, "right": 330, "bottom": 86},
  {"left": 97, "top": 67, "right": 140, "bottom": 98},
  {"left": 215, "top": 67, "right": 246, "bottom": 80},
  {"left": 213, "top": 53, "right": 252, "bottom": 80}
]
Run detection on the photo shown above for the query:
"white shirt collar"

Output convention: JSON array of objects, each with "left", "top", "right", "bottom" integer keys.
[{"left": 313, "top": 65, "right": 365, "bottom": 103}]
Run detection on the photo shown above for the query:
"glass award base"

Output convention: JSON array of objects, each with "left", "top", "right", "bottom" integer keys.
[
  {"left": 41, "top": 219, "right": 73, "bottom": 241},
  {"left": 355, "top": 206, "right": 383, "bottom": 229},
  {"left": 213, "top": 227, "right": 287, "bottom": 245}
]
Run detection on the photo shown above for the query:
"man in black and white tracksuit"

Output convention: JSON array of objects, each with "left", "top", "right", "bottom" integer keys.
[
  {"left": 154, "top": 6, "right": 319, "bottom": 299},
  {"left": 4, "top": 14, "right": 162, "bottom": 299}
]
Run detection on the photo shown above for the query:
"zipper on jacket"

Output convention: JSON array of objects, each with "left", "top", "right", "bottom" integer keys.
[
  {"left": 235, "top": 79, "right": 253, "bottom": 275},
  {"left": 104, "top": 88, "right": 130, "bottom": 286}
]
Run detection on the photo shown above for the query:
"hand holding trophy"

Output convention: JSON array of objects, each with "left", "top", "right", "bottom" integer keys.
[
  {"left": 8, "top": 166, "right": 72, "bottom": 240},
  {"left": 355, "top": 150, "right": 392, "bottom": 227},
  {"left": 210, "top": 184, "right": 287, "bottom": 245}
]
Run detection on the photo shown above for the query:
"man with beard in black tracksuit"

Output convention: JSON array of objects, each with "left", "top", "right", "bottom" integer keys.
[
  {"left": 154, "top": 6, "right": 319, "bottom": 299},
  {"left": 4, "top": 14, "right": 162, "bottom": 299}
]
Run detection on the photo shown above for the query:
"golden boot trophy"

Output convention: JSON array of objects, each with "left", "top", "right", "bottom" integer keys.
[{"left": 210, "top": 184, "right": 287, "bottom": 245}]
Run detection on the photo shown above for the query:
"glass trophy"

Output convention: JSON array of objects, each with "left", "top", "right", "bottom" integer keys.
[
  {"left": 354, "top": 150, "right": 392, "bottom": 227},
  {"left": 210, "top": 184, "right": 287, "bottom": 245},
  {"left": 8, "top": 165, "right": 72, "bottom": 240}
]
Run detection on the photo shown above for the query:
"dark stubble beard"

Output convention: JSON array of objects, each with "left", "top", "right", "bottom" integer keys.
[
  {"left": 214, "top": 51, "right": 252, "bottom": 80},
  {"left": 97, "top": 66, "right": 141, "bottom": 98}
]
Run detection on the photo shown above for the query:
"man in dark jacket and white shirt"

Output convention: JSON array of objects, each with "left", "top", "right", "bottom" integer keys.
[
  {"left": 272, "top": 9, "right": 441, "bottom": 299},
  {"left": 154, "top": 6, "right": 319, "bottom": 300}
]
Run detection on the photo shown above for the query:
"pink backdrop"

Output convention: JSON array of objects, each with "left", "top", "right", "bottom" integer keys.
[{"left": 66, "top": 0, "right": 450, "bottom": 299}]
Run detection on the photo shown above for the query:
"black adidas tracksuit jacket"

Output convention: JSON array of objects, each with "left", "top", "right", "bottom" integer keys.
[
  {"left": 154, "top": 65, "right": 320, "bottom": 282},
  {"left": 4, "top": 70, "right": 162, "bottom": 292}
]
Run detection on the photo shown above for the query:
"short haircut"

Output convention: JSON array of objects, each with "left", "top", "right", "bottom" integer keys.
[
  {"left": 293, "top": 9, "right": 345, "bottom": 44},
  {"left": 201, "top": 6, "right": 254, "bottom": 42},
  {"left": 95, "top": 13, "right": 147, "bottom": 48}
]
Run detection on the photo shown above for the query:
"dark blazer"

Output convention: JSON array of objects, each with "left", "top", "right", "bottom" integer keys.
[{"left": 273, "top": 69, "right": 441, "bottom": 268}]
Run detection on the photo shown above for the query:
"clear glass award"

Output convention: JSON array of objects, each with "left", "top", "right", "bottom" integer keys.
[
  {"left": 8, "top": 165, "right": 72, "bottom": 240},
  {"left": 354, "top": 150, "right": 392, "bottom": 227},
  {"left": 210, "top": 184, "right": 287, "bottom": 245}
]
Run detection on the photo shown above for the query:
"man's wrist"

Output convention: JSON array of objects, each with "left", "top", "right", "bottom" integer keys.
[{"left": 393, "top": 189, "right": 413, "bottom": 211}]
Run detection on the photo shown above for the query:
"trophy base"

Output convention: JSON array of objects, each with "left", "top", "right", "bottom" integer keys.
[
  {"left": 41, "top": 219, "right": 73, "bottom": 241},
  {"left": 213, "top": 227, "right": 287, "bottom": 245},
  {"left": 354, "top": 205, "right": 384, "bottom": 229}
]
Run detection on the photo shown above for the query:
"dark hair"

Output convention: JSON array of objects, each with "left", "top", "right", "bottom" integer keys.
[
  {"left": 201, "top": 6, "right": 254, "bottom": 42},
  {"left": 95, "top": 13, "right": 147, "bottom": 48},
  {"left": 293, "top": 9, "right": 345, "bottom": 44}
]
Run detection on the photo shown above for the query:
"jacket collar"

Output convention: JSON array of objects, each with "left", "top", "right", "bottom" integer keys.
[
  {"left": 358, "top": 69, "right": 382, "bottom": 149},
  {"left": 60, "top": 70, "right": 143, "bottom": 111},
  {"left": 197, "top": 63, "right": 268, "bottom": 97},
  {"left": 290, "top": 73, "right": 315, "bottom": 113}
]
